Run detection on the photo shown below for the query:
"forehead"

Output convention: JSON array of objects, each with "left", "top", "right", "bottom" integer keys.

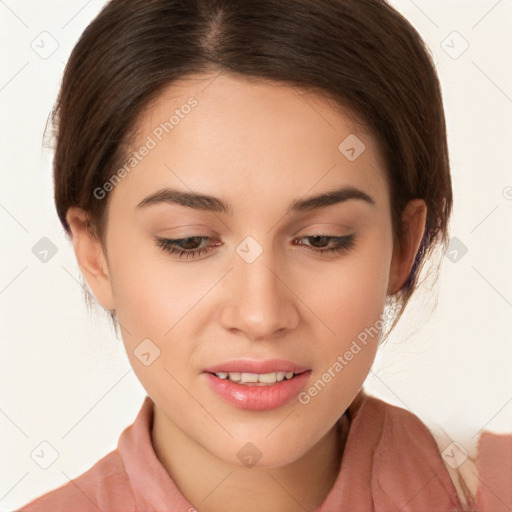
[{"left": 111, "top": 72, "right": 389, "bottom": 212}]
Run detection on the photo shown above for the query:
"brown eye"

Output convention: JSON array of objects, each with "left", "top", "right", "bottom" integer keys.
[
  {"left": 155, "top": 236, "right": 220, "bottom": 259},
  {"left": 294, "top": 235, "right": 356, "bottom": 257}
]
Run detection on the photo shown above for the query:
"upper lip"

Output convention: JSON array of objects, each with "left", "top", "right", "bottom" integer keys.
[{"left": 203, "top": 359, "right": 310, "bottom": 374}]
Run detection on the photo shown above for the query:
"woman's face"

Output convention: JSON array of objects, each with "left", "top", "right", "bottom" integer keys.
[{"left": 73, "top": 72, "right": 417, "bottom": 468}]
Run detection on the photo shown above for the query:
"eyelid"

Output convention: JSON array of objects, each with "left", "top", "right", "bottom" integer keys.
[
  {"left": 154, "top": 232, "right": 356, "bottom": 260},
  {"left": 290, "top": 222, "right": 354, "bottom": 237}
]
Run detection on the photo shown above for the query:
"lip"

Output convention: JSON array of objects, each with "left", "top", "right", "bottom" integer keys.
[
  {"left": 203, "top": 358, "right": 310, "bottom": 374},
  {"left": 202, "top": 359, "right": 311, "bottom": 411}
]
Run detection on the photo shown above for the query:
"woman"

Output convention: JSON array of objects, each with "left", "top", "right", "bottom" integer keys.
[{"left": 18, "top": 0, "right": 510, "bottom": 510}]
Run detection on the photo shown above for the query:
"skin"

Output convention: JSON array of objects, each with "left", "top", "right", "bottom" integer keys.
[{"left": 66, "top": 72, "right": 426, "bottom": 512}]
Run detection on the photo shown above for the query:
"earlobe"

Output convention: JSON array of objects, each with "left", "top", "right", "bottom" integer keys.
[
  {"left": 387, "top": 199, "right": 427, "bottom": 296},
  {"left": 66, "top": 207, "right": 115, "bottom": 311}
]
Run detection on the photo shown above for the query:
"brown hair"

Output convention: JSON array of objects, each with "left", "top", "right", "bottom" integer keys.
[{"left": 51, "top": 0, "right": 451, "bottom": 334}]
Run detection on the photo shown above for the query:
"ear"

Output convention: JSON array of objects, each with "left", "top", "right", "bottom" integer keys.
[
  {"left": 66, "top": 207, "right": 115, "bottom": 311},
  {"left": 387, "top": 199, "right": 427, "bottom": 295}
]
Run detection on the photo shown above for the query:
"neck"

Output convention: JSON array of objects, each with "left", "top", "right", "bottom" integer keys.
[{"left": 151, "top": 408, "right": 350, "bottom": 512}]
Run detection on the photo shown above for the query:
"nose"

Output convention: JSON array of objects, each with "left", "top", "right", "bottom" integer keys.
[{"left": 219, "top": 244, "right": 300, "bottom": 341}]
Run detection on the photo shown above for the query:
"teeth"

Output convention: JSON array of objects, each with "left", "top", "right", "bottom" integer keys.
[
  {"left": 257, "top": 372, "right": 277, "bottom": 383},
  {"left": 214, "top": 371, "right": 298, "bottom": 384},
  {"left": 241, "top": 372, "right": 259, "bottom": 383}
]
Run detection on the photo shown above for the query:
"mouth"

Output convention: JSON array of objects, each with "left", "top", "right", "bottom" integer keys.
[
  {"left": 208, "top": 370, "right": 306, "bottom": 386},
  {"left": 202, "top": 359, "right": 311, "bottom": 411}
]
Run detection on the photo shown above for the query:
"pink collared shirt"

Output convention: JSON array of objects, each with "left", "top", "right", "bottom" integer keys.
[{"left": 18, "top": 391, "right": 511, "bottom": 511}]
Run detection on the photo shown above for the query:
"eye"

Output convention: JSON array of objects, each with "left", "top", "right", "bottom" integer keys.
[
  {"left": 293, "top": 234, "right": 356, "bottom": 257},
  {"left": 155, "top": 234, "right": 356, "bottom": 260},
  {"left": 154, "top": 236, "right": 221, "bottom": 259}
]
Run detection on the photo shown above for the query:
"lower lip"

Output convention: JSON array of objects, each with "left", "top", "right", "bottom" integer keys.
[{"left": 203, "top": 371, "right": 311, "bottom": 411}]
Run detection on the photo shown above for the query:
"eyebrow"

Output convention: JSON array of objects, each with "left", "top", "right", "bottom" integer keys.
[{"left": 136, "top": 184, "right": 375, "bottom": 215}]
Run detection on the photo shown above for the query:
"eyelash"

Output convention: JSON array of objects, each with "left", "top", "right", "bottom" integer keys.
[{"left": 154, "top": 234, "right": 356, "bottom": 259}]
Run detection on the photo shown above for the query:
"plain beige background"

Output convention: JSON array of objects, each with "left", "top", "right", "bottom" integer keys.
[{"left": 1, "top": 0, "right": 511, "bottom": 509}]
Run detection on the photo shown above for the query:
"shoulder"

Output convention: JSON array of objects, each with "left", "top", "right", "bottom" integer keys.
[
  {"left": 475, "top": 431, "right": 512, "bottom": 511},
  {"left": 430, "top": 422, "right": 512, "bottom": 511},
  {"left": 355, "top": 391, "right": 448, "bottom": 448},
  {"left": 16, "top": 448, "right": 135, "bottom": 512},
  {"left": 351, "top": 392, "right": 465, "bottom": 510},
  {"left": 374, "top": 396, "right": 450, "bottom": 458}
]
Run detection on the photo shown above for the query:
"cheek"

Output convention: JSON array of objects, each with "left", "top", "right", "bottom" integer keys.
[
  {"left": 297, "top": 240, "right": 392, "bottom": 432},
  {"left": 105, "top": 243, "right": 203, "bottom": 393},
  {"left": 106, "top": 231, "right": 201, "bottom": 332},
  {"left": 307, "top": 235, "right": 392, "bottom": 347}
]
